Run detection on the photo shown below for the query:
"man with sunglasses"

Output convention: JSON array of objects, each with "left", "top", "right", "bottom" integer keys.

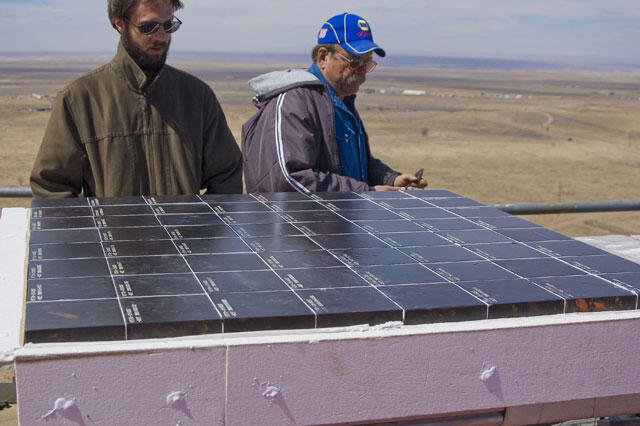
[
  {"left": 30, "top": 0, "right": 242, "bottom": 198},
  {"left": 242, "top": 12, "right": 427, "bottom": 193}
]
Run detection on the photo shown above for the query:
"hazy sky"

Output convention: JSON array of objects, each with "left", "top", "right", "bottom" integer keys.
[{"left": 1, "top": 0, "right": 639, "bottom": 62}]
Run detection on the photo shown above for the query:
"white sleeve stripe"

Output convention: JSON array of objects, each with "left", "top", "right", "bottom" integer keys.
[{"left": 275, "top": 92, "right": 311, "bottom": 194}]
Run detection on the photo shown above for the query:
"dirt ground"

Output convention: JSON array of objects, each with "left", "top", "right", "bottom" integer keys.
[{"left": 0, "top": 60, "right": 639, "bottom": 236}]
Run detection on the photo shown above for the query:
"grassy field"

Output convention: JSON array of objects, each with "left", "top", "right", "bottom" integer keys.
[{"left": 1, "top": 59, "right": 639, "bottom": 236}]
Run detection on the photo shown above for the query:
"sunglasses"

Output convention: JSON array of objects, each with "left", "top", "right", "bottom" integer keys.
[
  {"left": 334, "top": 52, "right": 377, "bottom": 73},
  {"left": 128, "top": 16, "right": 182, "bottom": 35}
]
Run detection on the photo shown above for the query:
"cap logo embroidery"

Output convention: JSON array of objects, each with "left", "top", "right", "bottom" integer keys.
[
  {"left": 318, "top": 28, "right": 328, "bottom": 39},
  {"left": 357, "top": 20, "right": 369, "bottom": 31}
]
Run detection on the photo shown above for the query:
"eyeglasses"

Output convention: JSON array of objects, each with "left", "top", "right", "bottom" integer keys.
[
  {"left": 128, "top": 16, "right": 182, "bottom": 35},
  {"left": 334, "top": 52, "right": 377, "bottom": 73}
]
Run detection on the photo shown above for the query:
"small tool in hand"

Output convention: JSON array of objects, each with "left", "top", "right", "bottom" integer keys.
[{"left": 414, "top": 168, "right": 424, "bottom": 180}]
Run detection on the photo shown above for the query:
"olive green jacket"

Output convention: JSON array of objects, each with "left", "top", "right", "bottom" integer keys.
[{"left": 30, "top": 42, "right": 242, "bottom": 198}]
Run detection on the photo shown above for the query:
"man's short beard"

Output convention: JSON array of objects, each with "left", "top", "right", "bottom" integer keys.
[
  {"left": 121, "top": 27, "right": 169, "bottom": 72},
  {"left": 345, "top": 74, "right": 366, "bottom": 85}
]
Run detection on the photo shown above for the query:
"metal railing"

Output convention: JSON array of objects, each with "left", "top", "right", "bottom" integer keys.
[{"left": 1, "top": 186, "right": 639, "bottom": 215}]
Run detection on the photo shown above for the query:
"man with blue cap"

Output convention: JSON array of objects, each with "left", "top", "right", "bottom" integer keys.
[{"left": 242, "top": 12, "right": 427, "bottom": 193}]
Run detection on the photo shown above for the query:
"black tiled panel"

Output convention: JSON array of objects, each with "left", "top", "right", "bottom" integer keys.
[
  {"left": 496, "top": 228, "right": 572, "bottom": 243},
  {"left": 297, "top": 287, "right": 402, "bottom": 327},
  {"left": 401, "top": 245, "right": 482, "bottom": 263},
  {"left": 416, "top": 218, "right": 483, "bottom": 232},
  {"left": 332, "top": 247, "right": 416, "bottom": 267},
  {"left": 95, "top": 215, "right": 160, "bottom": 228},
  {"left": 152, "top": 204, "right": 213, "bottom": 215},
  {"left": 457, "top": 279, "right": 564, "bottom": 318},
  {"left": 175, "top": 238, "right": 250, "bottom": 255},
  {"left": 449, "top": 206, "right": 512, "bottom": 218},
  {"left": 310, "top": 192, "right": 364, "bottom": 200},
  {"left": 210, "top": 291, "right": 314, "bottom": 332},
  {"left": 599, "top": 272, "right": 640, "bottom": 295},
  {"left": 496, "top": 258, "right": 586, "bottom": 278},
  {"left": 29, "top": 258, "right": 111, "bottom": 279},
  {"left": 277, "top": 267, "right": 372, "bottom": 289},
  {"left": 310, "top": 233, "right": 388, "bottom": 250},
  {"left": 259, "top": 250, "right": 343, "bottom": 269},
  {"left": 220, "top": 212, "right": 285, "bottom": 225},
  {"left": 30, "top": 242, "right": 104, "bottom": 260},
  {"left": 395, "top": 208, "right": 456, "bottom": 220},
  {"left": 30, "top": 198, "right": 90, "bottom": 208},
  {"left": 472, "top": 216, "right": 540, "bottom": 230},
  {"left": 563, "top": 255, "right": 640, "bottom": 275},
  {"left": 360, "top": 191, "right": 413, "bottom": 199},
  {"left": 167, "top": 225, "right": 237, "bottom": 239},
  {"left": 428, "top": 197, "right": 484, "bottom": 208},
  {"left": 267, "top": 201, "right": 327, "bottom": 212},
  {"left": 89, "top": 196, "right": 146, "bottom": 206},
  {"left": 243, "top": 235, "right": 319, "bottom": 252},
  {"left": 322, "top": 199, "right": 381, "bottom": 210},
  {"left": 93, "top": 205, "right": 154, "bottom": 216},
  {"left": 533, "top": 240, "right": 608, "bottom": 257},
  {"left": 31, "top": 217, "right": 96, "bottom": 231},
  {"left": 144, "top": 195, "right": 202, "bottom": 204},
  {"left": 114, "top": 274, "right": 204, "bottom": 297},
  {"left": 282, "top": 210, "right": 342, "bottom": 223},
  {"left": 437, "top": 229, "right": 514, "bottom": 245},
  {"left": 432, "top": 261, "right": 518, "bottom": 282},
  {"left": 532, "top": 275, "right": 637, "bottom": 312},
  {"left": 379, "top": 283, "right": 487, "bottom": 324},
  {"left": 410, "top": 190, "right": 460, "bottom": 198},
  {"left": 103, "top": 240, "right": 178, "bottom": 257},
  {"left": 198, "top": 270, "right": 290, "bottom": 294},
  {"left": 253, "top": 192, "right": 311, "bottom": 201},
  {"left": 109, "top": 256, "right": 190, "bottom": 276},
  {"left": 27, "top": 277, "right": 117, "bottom": 301},
  {"left": 297, "top": 221, "right": 366, "bottom": 236},
  {"left": 122, "top": 295, "right": 222, "bottom": 339},
  {"left": 202, "top": 193, "right": 257, "bottom": 202},
  {"left": 210, "top": 201, "right": 271, "bottom": 213},
  {"left": 356, "top": 219, "right": 425, "bottom": 233},
  {"left": 333, "top": 209, "right": 401, "bottom": 221},
  {"left": 31, "top": 206, "right": 93, "bottom": 218},
  {"left": 101, "top": 227, "right": 169, "bottom": 242},
  {"left": 467, "top": 242, "right": 548, "bottom": 261},
  {"left": 356, "top": 264, "right": 447, "bottom": 286},
  {"left": 375, "top": 198, "right": 430, "bottom": 209},
  {"left": 25, "top": 299, "right": 125, "bottom": 343},
  {"left": 231, "top": 223, "right": 302, "bottom": 238},
  {"left": 30, "top": 228, "right": 101, "bottom": 244},
  {"left": 185, "top": 253, "right": 267, "bottom": 272},
  {"left": 379, "top": 232, "right": 451, "bottom": 248},
  {"left": 157, "top": 214, "right": 223, "bottom": 227}
]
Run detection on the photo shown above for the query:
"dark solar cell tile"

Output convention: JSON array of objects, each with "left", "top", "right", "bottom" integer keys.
[
  {"left": 277, "top": 267, "right": 371, "bottom": 289},
  {"left": 322, "top": 199, "right": 381, "bottom": 210},
  {"left": 175, "top": 238, "right": 250, "bottom": 255},
  {"left": 89, "top": 196, "right": 146, "bottom": 206},
  {"left": 533, "top": 240, "right": 608, "bottom": 257},
  {"left": 337, "top": 209, "right": 402, "bottom": 221},
  {"left": 96, "top": 215, "right": 160, "bottom": 228},
  {"left": 310, "top": 192, "right": 363, "bottom": 200},
  {"left": 109, "top": 256, "right": 190, "bottom": 276},
  {"left": 209, "top": 201, "right": 271, "bottom": 213},
  {"left": 599, "top": 272, "right": 640, "bottom": 295},
  {"left": 496, "top": 228, "right": 571, "bottom": 243},
  {"left": 29, "top": 258, "right": 110, "bottom": 279},
  {"left": 432, "top": 261, "right": 518, "bottom": 282},
  {"left": 220, "top": 212, "right": 285, "bottom": 225},
  {"left": 25, "top": 299, "right": 124, "bottom": 343},
  {"left": 297, "top": 221, "right": 366, "bottom": 236},
  {"left": 297, "top": 287, "right": 402, "bottom": 327},
  {"left": 563, "top": 255, "right": 640, "bottom": 275},
  {"left": 210, "top": 290, "right": 314, "bottom": 332},
  {"left": 259, "top": 250, "right": 343, "bottom": 269},
  {"left": 30, "top": 242, "right": 104, "bottom": 260},
  {"left": 532, "top": 275, "right": 637, "bottom": 312},
  {"left": 449, "top": 206, "right": 511, "bottom": 218},
  {"left": 394, "top": 208, "right": 456, "bottom": 220},
  {"left": 375, "top": 198, "right": 430, "bottom": 209},
  {"left": 157, "top": 214, "right": 223, "bottom": 226},
  {"left": 410, "top": 190, "right": 461, "bottom": 198},
  {"left": 101, "top": 226, "right": 169, "bottom": 242},
  {"left": 379, "top": 283, "right": 487, "bottom": 324},
  {"left": 267, "top": 201, "right": 327, "bottom": 212},
  {"left": 198, "top": 270, "right": 290, "bottom": 293},
  {"left": 428, "top": 198, "right": 484, "bottom": 208},
  {"left": 437, "top": 229, "right": 514, "bottom": 245},
  {"left": 231, "top": 222, "right": 302, "bottom": 238},
  {"left": 31, "top": 206, "right": 93, "bottom": 218},
  {"left": 122, "top": 295, "right": 222, "bottom": 339},
  {"left": 152, "top": 203, "right": 213, "bottom": 215},
  {"left": 31, "top": 198, "right": 90, "bottom": 208},
  {"left": 360, "top": 191, "right": 412, "bottom": 199},
  {"left": 202, "top": 193, "right": 256, "bottom": 202},
  {"left": 282, "top": 210, "right": 342, "bottom": 223},
  {"left": 495, "top": 258, "right": 585, "bottom": 278},
  {"left": 114, "top": 274, "right": 203, "bottom": 297},
  {"left": 144, "top": 195, "right": 202, "bottom": 204},
  {"left": 400, "top": 245, "right": 482, "bottom": 263},
  {"left": 378, "top": 232, "right": 451, "bottom": 248},
  {"left": 103, "top": 240, "right": 178, "bottom": 257},
  {"left": 27, "top": 276, "right": 117, "bottom": 301},
  {"left": 253, "top": 192, "right": 311, "bottom": 201},
  {"left": 466, "top": 242, "right": 548, "bottom": 261},
  {"left": 167, "top": 225, "right": 237, "bottom": 240},
  {"left": 416, "top": 218, "right": 483, "bottom": 232},
  {"left": 355, "top": 264, "right": 447, "bottom": 286},
  {"left": 332, "top": 247, "right": 415, "bottom": 267},
  {"left": 457, "top": 279, "right": 564, "bottom": 318},
  {"left": 472, "top": 216, "right": 540, "bottom": 230},
  {"left": 92, "top": 205, "right": 154, "bottom": 216},
  {"left": 31, "top": 217, "right": 96, "bottom": 231},
  {"left": 356, "top": 219, "right": 425, "bottom": 233},
  {"left": 244, "top": 235, "right": 319, "bottom": 252},
  {"left": 29, "top": 229, "right": 101, "bottom": 244},
  {"left": 310, "top": 233, "right": 387, "bottom": 250},
  {"left": 185, "top": 253, "right": 267, "bottom": 272}
]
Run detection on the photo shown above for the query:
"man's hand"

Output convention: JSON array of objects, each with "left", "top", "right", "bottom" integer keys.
[{"left": 393, "top": 173, "right": 428, "bottom": 189}]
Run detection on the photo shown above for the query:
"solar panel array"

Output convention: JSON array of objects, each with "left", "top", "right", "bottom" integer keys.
[{"left": 26, "top": 191, "right": 640, "bottom": 343}]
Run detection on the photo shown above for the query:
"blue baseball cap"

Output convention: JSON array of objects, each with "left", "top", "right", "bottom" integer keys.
[{"left": 317, "top": 12, "right": 386, "bottom": 57}]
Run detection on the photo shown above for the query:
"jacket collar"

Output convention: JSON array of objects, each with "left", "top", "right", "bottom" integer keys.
[{"left": 111, "top": 40, "right": 163, "bottom": 93}]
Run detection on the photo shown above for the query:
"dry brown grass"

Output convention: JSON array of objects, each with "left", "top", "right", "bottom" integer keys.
[{"left": 1, "top": 60, "right": 639, "bottom": 236}]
